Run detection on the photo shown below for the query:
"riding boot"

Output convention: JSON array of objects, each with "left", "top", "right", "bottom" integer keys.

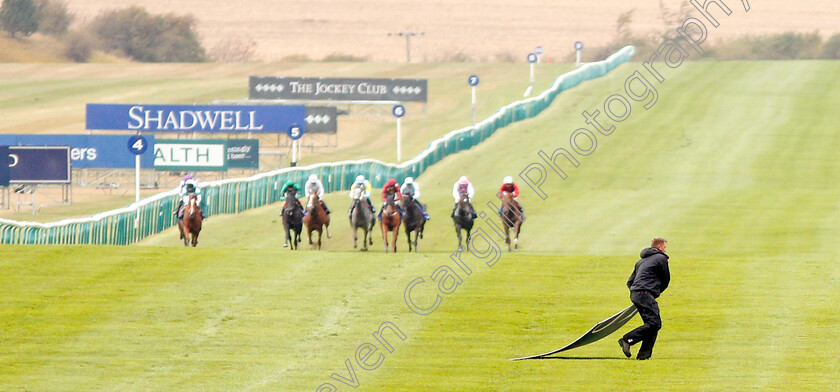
[
  {"left": 322, "top": 201, "right": 331, "bottom": 215},
  {"left": 417, "top": 200, "right": 430, "bottom": 220},
  {"left": 173, "top": 200, "right": 183, "bottom": 216},
  {"left": 451, "top": 203, "right": 456, "bottom": 218},
  {"left": 367, "top": 198, "right": 376, "bottom": 213},
  {"left": 470, "top": 205, "right": 477, "bottom": 219}
]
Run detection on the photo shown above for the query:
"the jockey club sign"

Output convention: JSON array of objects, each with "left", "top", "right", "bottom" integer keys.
[{"left": 249, "top": 77, "right": 427, "bottom": 102}]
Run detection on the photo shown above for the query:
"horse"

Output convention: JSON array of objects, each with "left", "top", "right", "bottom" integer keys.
[
  {"left": 178, "top": 193, "right": 202, "bottom": 247},
  {"left": 452, "top": 192, "right": 474, "bottom": 251},
  {"left": 380, "top": 193, "right": 401, "bottom": 253},
  {"left": 499, "top": 191, "right": 524, "bottom": 251},
  {"left": 400, "top": 194, "right": 425, "bottom": 252},
  {"left": 303, "top": 191, "right": 331, "bottom": 249},
  {"left": 281, "top": 189, "right": 304, "bottom": 249},
  {"left": 349, "top": 185, "right": 375, "bottom": 251}
]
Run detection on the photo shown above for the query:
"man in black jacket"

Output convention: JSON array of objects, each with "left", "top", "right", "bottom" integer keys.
[{"left": 618, "top": 237, "right": 670, "bottom": 360}]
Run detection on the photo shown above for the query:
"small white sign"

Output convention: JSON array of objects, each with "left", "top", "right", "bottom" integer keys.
[{"left": 154, "top": 142, "right": 227, "bottom": 170}]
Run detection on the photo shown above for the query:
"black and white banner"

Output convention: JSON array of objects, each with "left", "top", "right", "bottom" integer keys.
[
  {"left": 304, "top": 106, "right": 338, "bottom": 134},
  {"left": 250, "top": 77, "right": 427, "bottom": 102}
]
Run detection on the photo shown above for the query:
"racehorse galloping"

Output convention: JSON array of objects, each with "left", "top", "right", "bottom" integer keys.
[
  {"left": 179, "top": 193, "right": 203, "bottom": 247},
  {"left": 452, "top": 192, "right": 474, "bottom": 251},
  {"left": 401, "top": 194, "right": 425, "bottom": 252},
  {"left": 500, "top": 191, "right": 524, "bottom": 251},
  {"left": 349, "top": 185, "right": 375, "bottom": 251},
  {"left": 304, "top": 191, "right": 330, "bottom": 249},
  {"left": 380, "top": 193, "right": 401, "bottom": 253},
  {"left": 282, "top": 189, "right": 304, "bottom": 250}
]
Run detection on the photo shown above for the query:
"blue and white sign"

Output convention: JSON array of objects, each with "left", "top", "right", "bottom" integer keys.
[
  {"left": 468, "top": 75, "right": 480, "bottom": 87},
  {"left": 535, "top": 46, "right": 544, "bottom": 55},
  {"left": 392, "top": 104, "right": 406, "bottom": 118},
  {"left": 0, "top": 134, "right": 155, "bottom": 169},
  {"left": 575, "top": 41, "right": 584, "bottom": 51},
  {"left": 127, "top": 135, "right": 148, "bottom": 155},
  {"left": 287, "top": 124, "right": 304, "bottom": 140},
  {"left": 527, "top": 53, "right": 538, "bottom": 63},
  {"left": 86, "top": 104, "right": 306, "bottom": 133}
]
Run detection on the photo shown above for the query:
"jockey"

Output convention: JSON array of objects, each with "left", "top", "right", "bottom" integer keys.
[
  {"left": 179, "top": 177, "right": 206, "bottom": 219},
  {"left": 497, "top": 175, "right": 524, "bottom": 216},
  {"left": 173, "top": 173, "right": 195, "bottom": 216},
  {"left": 378, "top": 178, "right": 403, "bottom": 219},
  {"left": 279, "top": 180, "right": 302, "bottom": 207},
  {"left": 304, "top": 174, "right": 330, "bottom": 215},
  {"left": 451, "top": 176, "right": 477, "bottom": 219},
  {"left": 348, "top": 174, "right": 376, "bottom": 215},
  {"left": 400, "top": 177, "right": 430, "bottom": 220}
]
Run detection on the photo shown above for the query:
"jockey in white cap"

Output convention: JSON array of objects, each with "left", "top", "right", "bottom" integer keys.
[
  {"left": 304, "top": 174, "right": 330, "bottom": 214},
  {"left": 348, "top": 174, "right": 376, "bottom": 215},
  {"left": 400, "top": 177, "right": 430, "bottom": 219},
  {"left": 177, "top": 175, "right": 206, "bottom": 219}
]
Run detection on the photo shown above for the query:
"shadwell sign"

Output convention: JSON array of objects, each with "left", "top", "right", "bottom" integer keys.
[{"left": 86, "top": 104, "right": 305, "bottom": 133}]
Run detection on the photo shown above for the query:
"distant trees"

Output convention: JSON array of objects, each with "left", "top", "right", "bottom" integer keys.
[
  {"left": 0, "top": 0, "right": 38, "bottom": 38},
  {"left": 34, "top": 0, "right": 72, "bottom": 36},
  {"left": 88, "top": 7, "right": 206, "bottom": 62}
]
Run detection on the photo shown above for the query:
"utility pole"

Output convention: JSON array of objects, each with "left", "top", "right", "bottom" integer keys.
[{"left": 388, "top": 31, "right": 424, "bottom": 62}]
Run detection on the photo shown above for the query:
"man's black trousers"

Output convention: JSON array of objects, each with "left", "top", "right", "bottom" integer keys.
[{"left": 622, "top": 290, "right": 662, "bottom": 359}]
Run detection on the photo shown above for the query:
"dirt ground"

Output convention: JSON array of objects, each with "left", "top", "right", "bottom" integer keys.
[{"left": 64, "top": 0, "right": 840, "bottom": 62}]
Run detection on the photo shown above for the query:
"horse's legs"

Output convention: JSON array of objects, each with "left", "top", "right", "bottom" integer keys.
[
  {"left": 455, "top": 225, "right": 463, "bottom": 250},
  {"left": 505, "top": 224, "right": 512, "bottom": 252},
  {"left": 406, "top": 227, "right": 413, "bottom": 252},
  {"left": 466, "top": 229, "right": 471, "bottom": 252},
  {"left": 369, "top": 218, "right": 376, "bottom": 246},
  {"left": 392, "top": 229, "right": 398, "bottom": 253},
  {"left": 514, "top": 222, "right": 521, "bottom": 249},
  {"left": 192, "top": 231, "right": 199, "bottom": 247},
  {"left": 181, "top": 222, "right": 189, "bottom": 247},
  {"left": 361, "top": 227, "right": 368, "bottom": 251},
  {"left": 381, "top": 224, "right": 389, "bottom": 252},
  {"left": 316, "top": 229, "right": 322, "bottom": 250}
]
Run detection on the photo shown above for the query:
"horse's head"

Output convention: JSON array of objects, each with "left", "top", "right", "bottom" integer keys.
[
  {"left": 285, "top": 188, "right": 297, "bottom": 200},
  {"left": 187, "top": 194, "right": 200, "bottom": 218}
]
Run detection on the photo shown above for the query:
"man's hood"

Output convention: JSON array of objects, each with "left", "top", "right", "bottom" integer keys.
[{"left": 640, "top": 247, "right": 668, "bottom": 259}]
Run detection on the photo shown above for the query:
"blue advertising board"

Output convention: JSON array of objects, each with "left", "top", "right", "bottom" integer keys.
[
  {"left": 86, "top": 104, "right": 306, "bottom": 133},
  {"left": 8, "top": 146, "right": 71, "bottom": 184},
  {"left": 0, "top": 146, "right": 9, "bottom": 186},
  {"left": 0, "top": 135, "right": 155, "bottom": 169}
]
